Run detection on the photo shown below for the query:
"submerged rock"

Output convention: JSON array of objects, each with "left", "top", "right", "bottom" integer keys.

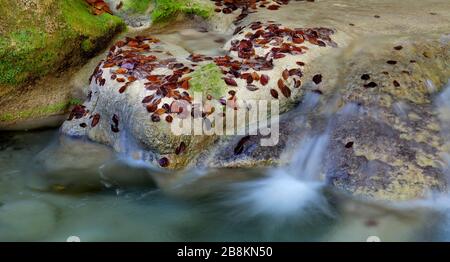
[
  {"left": 0, "top": 200, "right": 57, "bottom": 241},
  {"left": 28, "top": 136, "right": 115, "bottom": 193}
]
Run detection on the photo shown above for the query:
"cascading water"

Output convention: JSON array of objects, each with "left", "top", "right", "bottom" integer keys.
[
  {"left": 435, "top": 79, "right": 450, "bottom": 175},
  {"left": 226, "top": 93, "right": 332, "bottom": 220},
  {"left": 228, "top": 136, "right": 330, "bottom": 219}
]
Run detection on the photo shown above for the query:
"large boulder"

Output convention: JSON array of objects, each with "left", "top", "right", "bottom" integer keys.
[
  {"left": 61, "top": 19, "right": 339, "bottom": 170},
  {"left": 326, "top": 39, "right": 450, "bottom": 200},
  {"left": 0, "top": 0, "right": 125, "bottom": 129}
]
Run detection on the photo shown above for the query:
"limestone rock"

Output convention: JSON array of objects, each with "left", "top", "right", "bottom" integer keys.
[{"left": 61, "top": 21, "right": 338, "bottom": 170}]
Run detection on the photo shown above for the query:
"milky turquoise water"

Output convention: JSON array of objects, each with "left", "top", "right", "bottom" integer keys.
[{"left": 1, "top": 128, "right": 449, "bottom": 242}]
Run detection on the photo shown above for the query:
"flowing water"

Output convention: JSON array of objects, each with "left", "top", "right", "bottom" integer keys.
[
  {"left": 1, "top": 122, "right": 450, "bottom": 242},
  {"left": 1, "top": 0, "right": 450, "bottom": 242}
]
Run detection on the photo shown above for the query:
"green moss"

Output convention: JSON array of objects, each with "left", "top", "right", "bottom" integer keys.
[
  {"left": 0, "top": 0, "right": 125, "bottom": 86},
  {"left": 0, "top": 26, "right": 71, "bottom": 85},
  {"left": 152, "top": 0, "right": 213, "bottom": 23},
  {"left": 188, "top": 63, "right": 227, "bottom": 99},
  {"left": 0, "top": 98, "right": 81, "bottom": 122},
  {"left": 61, "top": 0, "right": 125, "bottom": 53},
  {"left": 122, "top": 0, "right": 153, "bottom": 13},
  {"left": 68, "top": 98, "right": 83, "bottom": 106}
]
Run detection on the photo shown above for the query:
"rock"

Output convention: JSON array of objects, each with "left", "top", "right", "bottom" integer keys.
[
  {"left": 105, "top": 0, "right": 216, "bottom": 28},
  {"left": 0, "top": 0, "right": 125, "bottom": 130},
  {"left": 325, "top": 39, "right": 450, "bottom": 200},
  {"left": 198, "top": 92, "right": 328, "bottom": 169},
  {"left": 150, "top": 0, "right": 214, "bottom": 24},
  {"left": 28, "top": 135, "right": 115, "bottom": 193},
  {"left": 0, "top": 200, "right": 57, "bottom": 241},
  {"left": 325, "top": 193, "right": 431, "bottom": 241},
  {"left": 62, "top": 36, "right": 219, "bottom": 170},
  {"left": 105, "top": 0, "right": 154, "bottom": 27},
  {"left": 95, "top": 159, "right": 157, "bottom": 189},
  {"left": 61, "top": 20, "right": 339, "bottom": 170}
]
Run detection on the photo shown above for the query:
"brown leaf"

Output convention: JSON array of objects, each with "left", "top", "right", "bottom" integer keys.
[
  {"left": 165, "top": 115, "right": 173, "bottom": 123},
  {"left": 260, "top": 74, "right": 269, "bottom": 85},
  {"left": 273, "top": 53, "right": 286, "bottom": 59},
  {"left": 292, "top": 36, "right": 304, "bottom": 44},
  {"left": 151, "top": 114, "right": 160, "bottom": 122},
  {"left": 146, "top": 103, "right": 158, "bottom": 113},
  {"left": 267, "top": 4, "right": 280, "bottom": 10},
  {"left": 154, "top": 108, "right": 166, "bottom": 115},
  {"left": 251, "top": 72, "right": 260, "bottom": 81},
  {"left": 175, "top": 142, "right": 187, "bottom": 155},
  {"left": 119, "top": 83, "right": 130, "bottom": 93},
  {"left": 270, "top": 89, "right": 279, "bottom": 99},
  {"left": 116, "top": 68, "right": 127, "bottom": 74},
  {"left": 278, "top": 79, "right": 291, "bottom": 98},
  {"left": 224, "top": 77, "right": 238, "bottom": 86},
  {"left": 312, "top": 74, "right": 322, "bottom": 84},
  {"left": 142, "top": 95, "right": 154, "bottom": 103},
  {"left": 91, "top": 113, "right": 100, "bottom": 127},
  {"left": 159, "top": 157, "right": 170, "bottom": 167},
  {"left": 103, "top": 62, "right": 116, "bottom": 68},
  {"left": 181, "top": 80, "right": 190, "bottom": 90},
  {"left": 282, "top": 69, "right": 289, "bottom": 80}
]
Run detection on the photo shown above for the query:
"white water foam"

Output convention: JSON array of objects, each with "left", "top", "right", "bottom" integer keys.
[{"left": 228, "top": 134, "right": 331, "bottom": 220}]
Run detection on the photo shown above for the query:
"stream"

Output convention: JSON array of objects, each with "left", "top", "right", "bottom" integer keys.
[
  {"left": 1, "top": 0, "right": 450, "bottom": 242},
  {"left": 1, "top": 127, "right": 450, "bottom": 241}
]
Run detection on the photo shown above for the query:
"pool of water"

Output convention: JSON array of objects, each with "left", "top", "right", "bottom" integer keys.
[{"left": 1, "top": 128, "right": 450, "bottom": 242}]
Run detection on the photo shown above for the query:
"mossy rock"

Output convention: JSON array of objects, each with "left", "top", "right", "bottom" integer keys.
[
  {"left": 0, "top": 0, "right": 125, "bottom": 87},
  {"left": 121, "top": 0, "right": 153, "bottom": 14},
  {"left": 0, "top": 0, "right": 125, "bottom": 127},
  {"left": 106, "top": 0, "right": 214, "bottom": 27},
  {"left": 151, "top": 0, "right": 214, "bottom": 24},
  {"left": 0, "top": 99, "right": 82, "bottom": 122}
]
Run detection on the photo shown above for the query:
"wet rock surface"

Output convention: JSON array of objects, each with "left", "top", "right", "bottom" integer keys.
[
  {"left": 326, "top": 40, "right": 450, "bottom": 200},
  {"left": 215, "top": 38, "right": 450, "bottom": 200}
]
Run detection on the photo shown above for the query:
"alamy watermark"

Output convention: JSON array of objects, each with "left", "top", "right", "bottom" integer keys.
[{"left": 167, "top": 92, "right": 280, "bottom": 146}]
